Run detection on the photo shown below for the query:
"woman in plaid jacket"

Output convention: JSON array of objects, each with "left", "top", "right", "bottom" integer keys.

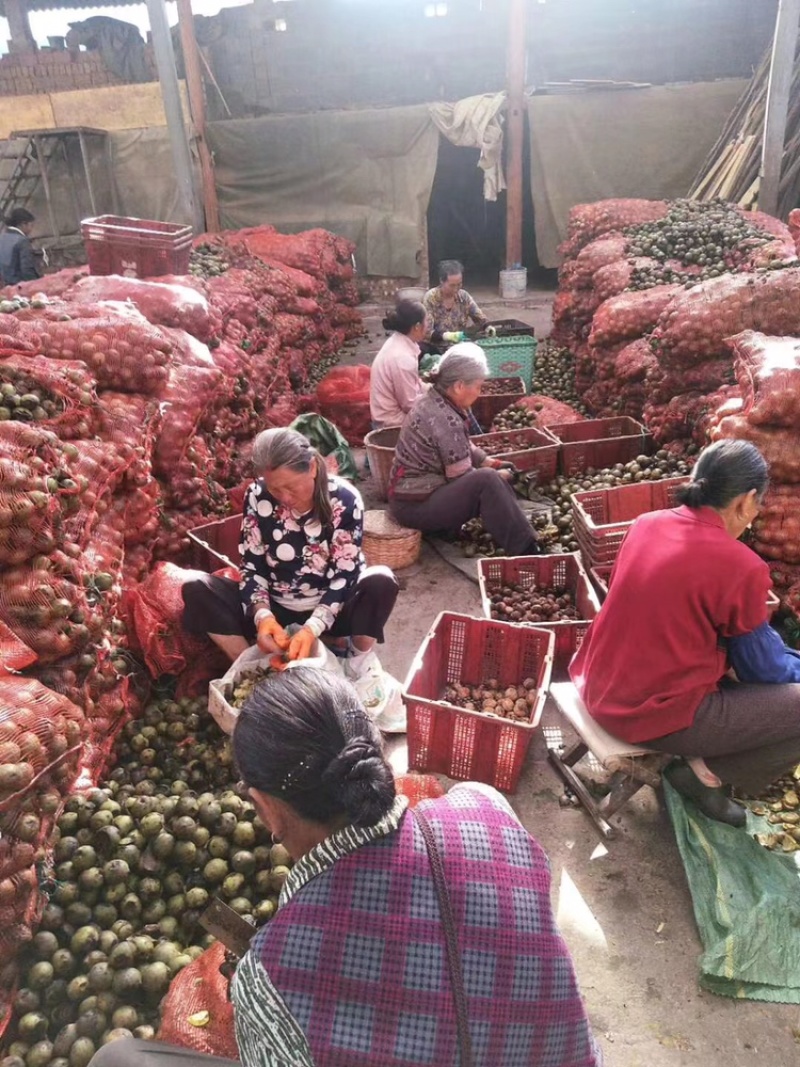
[{"left": 92, "top": 669, "right": 601, "bottom": 1067}]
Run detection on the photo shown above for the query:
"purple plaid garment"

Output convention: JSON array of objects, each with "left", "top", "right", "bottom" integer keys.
[{"left": 255, "top": 786, "right": 601, "bottom": 1066}]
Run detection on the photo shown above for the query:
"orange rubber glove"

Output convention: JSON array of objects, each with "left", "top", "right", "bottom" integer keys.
[
  {"left": 257, "top": 614, "right": 290, "bottom": 654},
  {"left": 287, "top": 625, "right": 316, "bottom": 663}
]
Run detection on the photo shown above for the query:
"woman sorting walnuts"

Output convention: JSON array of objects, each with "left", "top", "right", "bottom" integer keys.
[
  {"left": 388, "top": 343, "right": 541, "bottom": 556},
  {"left": 90, "top": 667, "right": 601, "bottom": 1067},
  {"left": 181, "top": 427, "right": 398, "bottom": 695}
]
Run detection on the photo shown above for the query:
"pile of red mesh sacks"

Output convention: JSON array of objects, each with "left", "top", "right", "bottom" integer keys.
[
  {"left": 552, "top": 197, "right": 798, "bottom": 449},
  {"left": 0, "top": 224, "right": 363, "bottom": 1011}
]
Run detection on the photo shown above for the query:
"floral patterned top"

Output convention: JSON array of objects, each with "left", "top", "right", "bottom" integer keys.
[
  {"left": 423, "top": 286, "right": 487, "bottom": 335},
  {"left": 239, "top": 476, "right": 365, "bottom": 634}
]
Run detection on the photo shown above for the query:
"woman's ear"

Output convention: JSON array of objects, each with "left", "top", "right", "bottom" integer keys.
[{"left": 249, "top": 787, "right": 285, "bottom": 838}]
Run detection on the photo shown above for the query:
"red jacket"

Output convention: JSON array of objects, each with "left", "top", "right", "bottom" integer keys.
[{"left": 570, "top": 506, "right": 771, "bottom": 742}]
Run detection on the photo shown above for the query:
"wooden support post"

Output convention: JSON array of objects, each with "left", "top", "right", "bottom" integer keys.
[
  {"left": 176, "top": 0, "right": 220, "bottom": 232},
  {"left": 759, "top": 0, "right": 800, "bottom": 216},
  {"left": 145, "top": 0, "right": 203, "bottom": 232},
  {"left": 4, "top": 0, "right": 36, "bottom": 53},
  {"left": 505, "top": 0, "right": 526, "bottom": 268}
]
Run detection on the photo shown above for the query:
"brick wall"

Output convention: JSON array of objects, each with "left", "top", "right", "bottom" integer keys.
[{"left": 0, "top": 47, "right": 156, "bottom": 97}]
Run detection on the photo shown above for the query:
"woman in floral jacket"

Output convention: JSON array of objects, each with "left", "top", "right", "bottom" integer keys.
[{"left": 182, "top": 428, "right": 398, "bottom": 682}]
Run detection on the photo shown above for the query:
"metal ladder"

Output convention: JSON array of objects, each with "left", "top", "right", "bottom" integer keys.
[{"left": 0, "top": 135, "right": 53, "bottom": 223}]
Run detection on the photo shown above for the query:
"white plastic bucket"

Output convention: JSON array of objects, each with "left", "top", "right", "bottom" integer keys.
[
  {"left": 499, "top": 267, "right": 527, "bottom": 300},
  {"left": 396, "top": 286, "right": 426, "bottom": 302}
]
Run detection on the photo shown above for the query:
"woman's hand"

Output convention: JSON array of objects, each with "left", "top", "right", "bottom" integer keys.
[
  {"left": 257, "top": 615, "right": 290, "bottom": 654},
  {"left": 287, "top": 626, "right": 316, "bottom": 663},
  {"left": 482, "top": 457, "right": 515, "bottom": 481}
]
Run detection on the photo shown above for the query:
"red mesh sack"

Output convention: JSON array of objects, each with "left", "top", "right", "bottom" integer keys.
[
  {"left": 315, "top": 365, "right": 371, "bottom": 446},
  {"left": 239, "top": 226, "right": 348, "bottom": 282},
  {"left": 0, "top": 354, "right": 98, "bottom": 439},
  {"left": 97, "top": 390, "right": 162, "bottom": 452},
  {"left": 589, "top": 285, "right": 680, "bottom": 348},
  {"left": 652, "top": 268, "right": 800, "bottom": 368},
  {"left": 729, "top": 331, "right": 800, "bottom": 428},
  {"left": 508, "top": 395, "right": 586, "bottom": 428},
  {"left": 0, "top": 267, "right": 87, "bottom": 300},
  {"left": 157, "top": 941, "right": 238, "bottom": 1060},
  {"left": 614, "top": 339, "right": 659, "bottom": 383},
  {"left": 35, "top": 314, "right": 172, "bottom": 393},
  {"left": 570, "top": 234, "right": 628, "bottom": 288},
  {"left": 66, "top": 274, "right": 215, "bottom": 341},
  {"left": 559, "top": 199, "right": 669, "bottom": 258},
  {"left": 123, "top": 562, "right": 229, "bottom": 683},
  {"left": 712, "top": 415, "right": 800, "bottom": 483},
  {"left": 60, "top": 438, "right": 135, "bottom": 550},
  {"left": 645, "top": 359, "right": 734, "bottom": 405},
  {"left": 0, "top": 675, "right": 86, "bottom": 878},
  {"left": 395, "top": 773, "right": 445, "bottom": 806},
  {"left": 790, "top": 209, "right": 800, "bottom": 256},
  {"left": 154, "top": 362, "right": 224, "bottom": 476},
  {"left": 752, "top": 484, "right": 800, "bottom": 564}
]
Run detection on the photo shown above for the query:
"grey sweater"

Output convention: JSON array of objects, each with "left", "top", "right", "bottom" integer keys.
[{"left": 389, "top": 387, "right": 487, "bottom": 501}]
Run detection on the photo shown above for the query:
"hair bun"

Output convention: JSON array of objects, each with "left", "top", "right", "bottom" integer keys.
[{"left": 322, "top": 737, "right": 394, "bottom": 827}]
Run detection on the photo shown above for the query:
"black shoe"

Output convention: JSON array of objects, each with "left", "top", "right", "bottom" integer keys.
[{"left": 664, "top": 761, "right": 747, "bottom": 828}]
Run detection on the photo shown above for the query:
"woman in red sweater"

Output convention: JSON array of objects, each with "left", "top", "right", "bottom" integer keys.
[{"left": 571, "top": 439, "right": 800, "bottom": 826}]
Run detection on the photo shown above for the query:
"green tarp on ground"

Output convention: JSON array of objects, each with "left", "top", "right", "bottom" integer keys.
[{"left": 665, "top": 780, "right": 800, "bottom": 1002}]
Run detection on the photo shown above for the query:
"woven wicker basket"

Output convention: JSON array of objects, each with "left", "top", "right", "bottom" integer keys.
[
  {"left": 363, "top": 510, "right": 421, "bottom": 570},
  {"left": 364, "top": 426, "right": 401, "bottom": 502}
]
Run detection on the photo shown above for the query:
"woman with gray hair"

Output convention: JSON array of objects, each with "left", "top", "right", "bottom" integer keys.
[
  {"left": 182, "top": 427, "right": 399, "bottom": 687},
  {"left": 388, "top": 342, "right": 541, "bottom": 556}
]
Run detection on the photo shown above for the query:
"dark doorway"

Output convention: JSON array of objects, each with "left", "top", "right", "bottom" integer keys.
[{"left": 426, "top": 136, "right": 504, "bottom": 288}]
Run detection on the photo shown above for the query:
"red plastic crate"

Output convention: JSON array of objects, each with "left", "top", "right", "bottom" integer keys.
[
  {"left": 469, "top": 425, "right": 559, "bottom": 479},
  {"left": 572, "top": 477, "right": 689, "bottom": 569},
  {"left": 472, "top": 376, "right": 525, "bottom": 431},
  {"left": 549, "top": 417, "right": 652, "bottom": 475},
  {"left": 188, "top": 515, "right": 242, "bottom": 573},
  {"left": 82, "top": 215, "right": 193, "bottom": 278},
  {"left": 477, "top": 553, "right": 600, "bottom": 681},
  {"left": 403, "top": 612, "right": 554, "bottom": 793}
]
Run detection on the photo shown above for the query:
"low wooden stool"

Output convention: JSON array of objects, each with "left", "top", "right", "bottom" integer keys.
[{"left": 547, "top": 682, "right": 671, "bottom": 839}]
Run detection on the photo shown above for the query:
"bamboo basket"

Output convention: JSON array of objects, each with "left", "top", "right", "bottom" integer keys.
[
  {"left": 363, "top": 510, "right": 421, "bottom": 570},
  {"left": 364, "top": 426, "right": 401, "bottom": 502}
]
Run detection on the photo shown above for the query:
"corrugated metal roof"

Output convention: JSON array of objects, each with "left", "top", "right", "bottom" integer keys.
[{"left": 0, "top": 0, "right": 168, "bottom": 12}]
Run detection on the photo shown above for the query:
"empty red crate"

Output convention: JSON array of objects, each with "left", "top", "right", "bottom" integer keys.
[
  {"left": 82, "top": 215, "right": 193, "bottom": 278},
  {"left": 469, "top": 425, "right": 559, "bottom": 479},
  {"left": 403, "top": 612, "right": 554, "bottom": 792},
  {"left": 472, "top": 376, "right": 525, "bottom": 430},
  {"left": 188, "top": 514, "right": 242, "bottom": 573},
  {"left": 549, "top": 417, "right": 652, "bottom": 475},
  {"left": 477, "top": 553, "right": 600, "bottom": 681},
  {"left": 572, "top": 477, "right": 689, "bottom": 569}
]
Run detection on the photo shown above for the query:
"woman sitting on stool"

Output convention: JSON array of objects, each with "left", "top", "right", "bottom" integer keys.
[
  {"left": 388, "top": 343, "right": 540, "bottom": 557},
  {"left": 182, "top": 427, "right": 399, "bottom": 688}
]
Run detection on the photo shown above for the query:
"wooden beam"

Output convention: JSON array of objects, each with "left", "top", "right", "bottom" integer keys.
[
  {"left": 176, "top": 0, "right": 220, "bottom": 232},
  {"left": 145, "top": 0, "right": 202, "bottom": 232},
  {"left": 4, "top": 0, "right": 36, "bottom": 53},
  {"left": 759, "top": 0, "right": 800, "bottom": 216},
  {"left": 505, "top": 0, "right": 526, "bottom": 269}
]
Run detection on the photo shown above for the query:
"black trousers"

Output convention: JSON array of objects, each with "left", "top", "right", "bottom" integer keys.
[
  {"left": 390, "top": 468, "right": 539, "bottom": 557},
  {"left": 90, "top": 1039, "right": 238, "bottom": 1067},
  {"left": 182, "top": 568, "right": 399, "bottom": 644}
]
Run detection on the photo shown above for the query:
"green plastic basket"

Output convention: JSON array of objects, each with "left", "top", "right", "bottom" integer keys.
[{"left": 478, "top": 335, "right": 537, "bottom": 389}]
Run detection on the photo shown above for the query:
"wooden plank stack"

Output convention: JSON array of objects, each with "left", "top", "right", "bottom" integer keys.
[{"left": 689, "top": 46, "right": 800, "bottom": 216}]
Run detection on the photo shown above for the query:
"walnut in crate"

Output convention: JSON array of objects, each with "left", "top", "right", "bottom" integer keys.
[
  {"left": 480, "top": 379, "right": 522, "bottom": 396},
  {"left": 443, "top": 678, "right": 538, "bottom": 721},
  {"left": 488, "top": 582, "right": 580, "bottom": 623},
  {"left": 491, "top": 403, "right": 538, "bottom": 432},
  {"left": 480, "top": 431, "right": 535, "bottom": 457}
]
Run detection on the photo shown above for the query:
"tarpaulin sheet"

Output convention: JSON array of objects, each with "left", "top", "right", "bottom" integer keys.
[
  {"left": 109, "top": 128, "right": 197, "bottom": 225},
  {"left": 528, "top": 80, "right": 748, "bottom": 268},
  {"left": 665, "top": 780, "right": 800, "bottom": 1002},
  {"left": 429, "top": 92, "right": 507, "bottom": 201},
  {"left": 207, "top": 107, "right": 439, "bottom": 277}
]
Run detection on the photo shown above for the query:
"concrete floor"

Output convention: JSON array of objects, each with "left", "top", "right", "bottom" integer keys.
[{"left": 347, "top": 288, "right": 800, "bottom": 1067}]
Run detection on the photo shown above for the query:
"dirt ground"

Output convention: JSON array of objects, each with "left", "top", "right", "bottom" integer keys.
[{"left": 347, "top": 285, "right": 800, "bottom": 1067}]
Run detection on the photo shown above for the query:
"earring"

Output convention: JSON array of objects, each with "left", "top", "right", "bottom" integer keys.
[{"left": 271, "top": 833, "right": 283, "bottom": 845}]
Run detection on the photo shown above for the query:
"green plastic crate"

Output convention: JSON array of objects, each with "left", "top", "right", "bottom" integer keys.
[{"left": 479, "top": 335, "right": 537, "bottom": 389}]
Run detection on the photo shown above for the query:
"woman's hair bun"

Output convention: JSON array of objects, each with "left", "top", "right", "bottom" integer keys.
[
  {"left": 322, "top": 737, "right": 395, "bottom": 828},
  {"left": 676, "top": 477, "right": 708, "bottom": 508}
]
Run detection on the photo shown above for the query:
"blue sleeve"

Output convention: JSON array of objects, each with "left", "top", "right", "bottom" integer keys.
[{"left": 728, "top": 621, "right": 800, "bottom": 684}]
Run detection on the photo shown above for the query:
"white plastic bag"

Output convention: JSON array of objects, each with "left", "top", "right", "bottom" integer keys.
[
  {"left": 208, "top": 641, "right": 343, "bottom": 735},
  {"left": 345, "top": 650, "right": 406, "bottom": 734}
]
